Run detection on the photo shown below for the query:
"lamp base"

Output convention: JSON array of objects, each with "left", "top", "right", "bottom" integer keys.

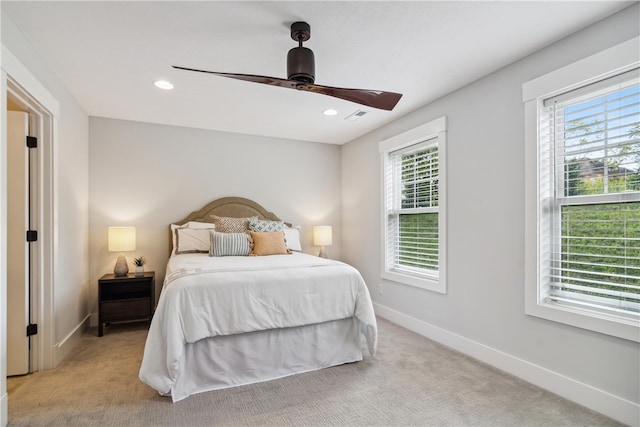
[
  {"left": 114, "top": 254, "right": 129, "bottom": 276},
  {"left": 318, "top": 246, "right": 328, "bottom": 258}
]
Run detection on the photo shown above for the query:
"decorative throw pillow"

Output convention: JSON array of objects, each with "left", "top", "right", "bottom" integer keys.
[
  {"left": 283, "top": 226, "right": 302, "bottom": 252},
  {"left": 210, "top": 230, "right": 251, "bottom": 256},
  {"left": 210, "top": 215, "right": 256, "bottom": 233},
  {"left": 249, "top": 218, "right": 285, "bottom": 232},
  {"left": 175, "top": 228, "right": 212, "bottom": 254},
  {"left": 248, "top": 231, "right": 292, "bottom": 256}
]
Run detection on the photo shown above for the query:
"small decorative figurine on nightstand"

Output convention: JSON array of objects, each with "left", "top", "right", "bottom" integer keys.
[{"left": 133, "top": 256, "right": 147, "bottom": 276}]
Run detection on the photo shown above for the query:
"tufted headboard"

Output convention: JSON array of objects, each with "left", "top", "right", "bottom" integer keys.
[{"left": 169, "top": 196, "right": 291, "bottom": 249}]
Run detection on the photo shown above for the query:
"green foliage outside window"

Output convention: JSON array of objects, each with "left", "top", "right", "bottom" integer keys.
[
  {"left": 561, "top": 202, "right": 640, "bottom": 302},
  {"left": 398, "top": 213, "right": 438, "bottom": 269},
  {"left": 400, "top": 147, "right": 438, "bottom": 209}
]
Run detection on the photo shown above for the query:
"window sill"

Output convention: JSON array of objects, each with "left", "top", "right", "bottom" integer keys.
[
  {"left": 383, "top": 270, "right": 446, "bottom": 294},
  {"left": 525, "top": 291, "right": 639, "bottom": 343}
]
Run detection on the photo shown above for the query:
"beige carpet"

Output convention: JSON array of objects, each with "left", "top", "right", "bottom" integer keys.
[{"left": 7, "top": 318, "right": 622, "bottom": 426}]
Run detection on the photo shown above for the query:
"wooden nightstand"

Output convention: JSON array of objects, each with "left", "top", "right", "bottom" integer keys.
[{"left": 98, "top": 272, "right": 155, "bottom": 336}]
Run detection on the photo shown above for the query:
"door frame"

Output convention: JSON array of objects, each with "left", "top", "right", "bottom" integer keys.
[
  {"left": 1, "top": 45, "right": 59, "bottom": 423},
  {"left": 6, "top": 81, "right": 56, "bottom": 372}
]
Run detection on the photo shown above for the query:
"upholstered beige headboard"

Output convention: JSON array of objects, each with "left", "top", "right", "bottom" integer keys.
[{"left": 169, "top": 196, "right": 290, "bottom": 249}]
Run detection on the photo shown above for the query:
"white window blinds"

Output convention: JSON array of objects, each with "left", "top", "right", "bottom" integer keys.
[
  {"left": 385, "top": 140, "right": 439, "bottom": 277},
  {"left": 539, "top": 69, "right": 640, "bottom": 319}
]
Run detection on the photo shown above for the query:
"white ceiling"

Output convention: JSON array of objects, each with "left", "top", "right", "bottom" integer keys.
[{"left": 1, "top": 1, "right": 633, "bottom": 145}]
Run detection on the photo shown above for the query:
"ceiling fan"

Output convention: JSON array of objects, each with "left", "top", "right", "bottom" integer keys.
[{"left": 173, "top": 21, "right": 402, "bottom": 111}]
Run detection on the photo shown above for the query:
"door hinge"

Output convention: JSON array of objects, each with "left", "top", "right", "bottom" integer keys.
[
  {"left": 26, "top": 230, "right": 38, "bottom": 242},
  {"left": 26, "top": 136, "right": 38, "bottom": 148},
  {"left": 27, "top": 323, "right": 38, "bottom": 337}
]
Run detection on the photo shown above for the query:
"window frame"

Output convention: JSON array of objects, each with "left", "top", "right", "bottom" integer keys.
[
  {"left": 523, "top": 37, "right": 640, "bottom": 342},
  {"left": 380, "top": 116, "right": 447, "bottom": 293}
]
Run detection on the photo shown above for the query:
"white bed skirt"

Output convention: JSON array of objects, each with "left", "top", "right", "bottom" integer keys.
[{"left": 170, "top": 317, "right": 363, "bottom": 402}]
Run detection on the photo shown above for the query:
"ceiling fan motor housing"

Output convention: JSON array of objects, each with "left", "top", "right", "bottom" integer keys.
[{"left": 287, "top": 47, "right": 315, "bottom": 84}]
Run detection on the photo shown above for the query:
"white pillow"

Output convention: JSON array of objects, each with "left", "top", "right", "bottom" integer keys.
[
  {"left": 175, "top": 228, "right": 212, "bottom": 254},
  {"left": 171, "top": 221, "right": 214, "bottom": 255},
  {"left": 284, "top": 226, "right": 302, "bottom": 252}
]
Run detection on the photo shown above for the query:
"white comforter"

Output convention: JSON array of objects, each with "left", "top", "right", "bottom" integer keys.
[{"left": 139, "top": 252, "right": 377, "bottom": 396}]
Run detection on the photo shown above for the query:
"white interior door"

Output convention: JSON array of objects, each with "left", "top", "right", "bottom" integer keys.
[{"left": 7, "top": 110, "right": 30, "bottom": 376}]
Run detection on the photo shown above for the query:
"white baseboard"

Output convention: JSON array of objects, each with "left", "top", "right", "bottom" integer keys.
[
  {"left": 1, "top": 391, "right": 7, "bottom": 427},
  {"left": 374, "top": 303, "right": 639, "bottom": 427},
  {"left": 53, "top": 314, "right": 90, "bottom": 367}
]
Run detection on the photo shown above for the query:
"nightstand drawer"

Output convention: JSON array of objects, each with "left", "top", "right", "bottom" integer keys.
[
  {"left": 100, "top": 281, "right": 151, "bottom": 301},
  {"left": 101, "top": 299, "right": 151, "bottom": 321}
]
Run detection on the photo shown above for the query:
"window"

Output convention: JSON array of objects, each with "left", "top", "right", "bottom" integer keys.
[
  {"left": 541, "top": 71, "right": 639, "bottom": 316},
  {"left": 523, "top": 38, "right": 640, "bottom": 341},
  {"left": 380, "top": 117, "right": 447, "bottom": 293}
]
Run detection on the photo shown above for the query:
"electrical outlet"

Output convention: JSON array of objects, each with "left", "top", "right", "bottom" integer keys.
[{"left": 378, "top": 283, "right": 384, "bottom": 295}]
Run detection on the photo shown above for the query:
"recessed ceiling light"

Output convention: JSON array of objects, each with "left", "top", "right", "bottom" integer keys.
[
  {"left": 322, "top": 109, "right": 338, "bottom": 116},
  {"left": 154, "top": 80, "right": 174, "bottom": 90}
]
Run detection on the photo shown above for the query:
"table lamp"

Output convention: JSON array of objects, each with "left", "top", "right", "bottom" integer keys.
[
  {"left": 108, "top": 226, "right": 136, "bottom": 276},
  {"left": 313, "top": 225, "right": 332, "bottom": 258}
]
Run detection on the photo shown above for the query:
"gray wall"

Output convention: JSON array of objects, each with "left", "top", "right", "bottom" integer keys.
[
  {"left": 88, "top": 117, "right": 342, "bottom": 314},
  {"left": 342, "top": 2, "right": 639, "bottom": 414}
]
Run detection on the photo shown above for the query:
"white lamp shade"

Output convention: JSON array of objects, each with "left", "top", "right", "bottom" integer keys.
[
  {"left": 108, "top": 227, "right": 136, "bottom": 252},
  {"left": 313, "top": 225, "right": 333, "bottom": 246}
]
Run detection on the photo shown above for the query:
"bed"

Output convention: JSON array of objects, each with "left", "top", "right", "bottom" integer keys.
[{"left": 139, "top": 197, "right": 377, "bottom": 402}]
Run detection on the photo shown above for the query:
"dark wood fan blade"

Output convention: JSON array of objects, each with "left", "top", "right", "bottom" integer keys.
[
  {"left": 173, "top": 66, "right": 300, "bottom": 89},
  {"left": 302, "top": 84, "right": 402, "bottom": 111},
  {"left": 173, "top": 66, "right": 402, "bottom": 111}
]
